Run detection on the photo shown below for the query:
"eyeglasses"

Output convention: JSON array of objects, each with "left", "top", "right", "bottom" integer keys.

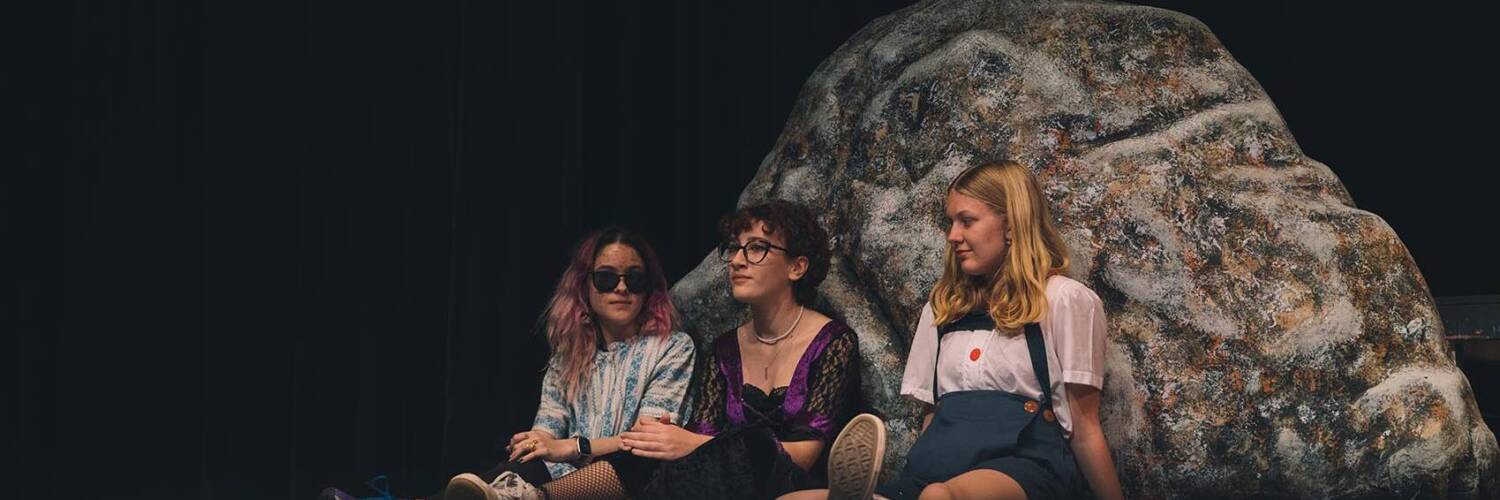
[
  {"left": 590, "top": 270, "right": 651, "bottom": 294},
  {"left": 718, "top": 240, "right": 788, "bottom": 264}
]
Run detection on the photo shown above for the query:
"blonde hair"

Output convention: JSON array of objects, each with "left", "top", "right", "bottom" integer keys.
[{"left": 930, "top": 161, "right": 1070, "bottom": 330}]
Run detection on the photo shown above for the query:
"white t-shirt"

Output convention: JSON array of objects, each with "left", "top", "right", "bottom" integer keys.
[{"left": 899, "top": 275, "right": 1107, "bottom": 436}]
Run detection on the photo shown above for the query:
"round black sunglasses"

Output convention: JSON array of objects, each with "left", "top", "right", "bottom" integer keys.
[{"left": 591, "top": 269, "right": 651, "bottom": 294}]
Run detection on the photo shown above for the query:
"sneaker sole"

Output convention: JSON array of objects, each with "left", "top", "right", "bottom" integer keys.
[
  {"left": 828, "top": 413, "right": 886, "bottom": 500},
  {"left": 446, "top": 473, "right": 499, "bottom": 500}
]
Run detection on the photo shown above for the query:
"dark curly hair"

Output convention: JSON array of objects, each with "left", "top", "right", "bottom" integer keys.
[{"left": 718, "top": 199, "right": 831, "bottom": 306}]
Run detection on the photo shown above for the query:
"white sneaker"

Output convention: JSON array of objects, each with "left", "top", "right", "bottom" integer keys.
[
  {"left": 444, "top": 473, "right": 499, "bottom": 500},
  {"left": 827, "top": 413, "right": 886, "bottom": 500},
  {"left": 492, "top": 471, "right": 544, "bottom": 500},
  {"left": 446, "top": 471, "right": 546, "bottom": 500}
]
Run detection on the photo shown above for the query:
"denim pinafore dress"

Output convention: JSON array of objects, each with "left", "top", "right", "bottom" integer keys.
[{"left": 877, "top": 312, "right": 1084, "bottom": 500}]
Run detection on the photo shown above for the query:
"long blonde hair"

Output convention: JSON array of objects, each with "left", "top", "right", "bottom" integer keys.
[{"left": 930, "top": 161, "right": 1070, "bottom": 330}]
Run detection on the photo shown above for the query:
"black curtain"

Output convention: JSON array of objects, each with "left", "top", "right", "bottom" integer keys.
[{"left": 11, "top": 1, "right": 1492, "bottom": 499}]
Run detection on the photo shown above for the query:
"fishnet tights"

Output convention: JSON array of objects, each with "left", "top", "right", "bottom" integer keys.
[{"left": 541, "top": 460, "right": 628, "bottom": 499}]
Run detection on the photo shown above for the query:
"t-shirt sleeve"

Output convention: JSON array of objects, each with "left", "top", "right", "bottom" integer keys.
[
  {"left": 899, "top": 303, "right": 940, "bottom": 405},
  {"left": 532, "top": 354, "right": 572, "bottom": 438},
  {"left": 638, "top": 332, "right": 696, "bottom": 423},
  {"left": 1047, "top": 280, "right": 1108, "bottom": 389}
]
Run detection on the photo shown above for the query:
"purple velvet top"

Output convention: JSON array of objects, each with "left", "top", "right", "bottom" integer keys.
[{"left": 686, "top": 320, "right": 862, "bottom": 444}]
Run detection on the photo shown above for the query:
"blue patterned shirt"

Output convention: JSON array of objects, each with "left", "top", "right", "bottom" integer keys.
[{"left": 532, "top": 330, "right": 695, "bottom": 478}]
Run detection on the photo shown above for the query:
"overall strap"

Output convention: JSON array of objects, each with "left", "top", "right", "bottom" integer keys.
[
  {"left": 931, "top": 324, "right": 941, "bottom": 401},
  {"left": 1023, "top": 322, "right": 1053, "bottom": 405},
  {"left": 933, "top": 311, "right": 996, "bottom": 400},
  {"left": 931, "top": 313, "right": 1050, "bottom": 405}
]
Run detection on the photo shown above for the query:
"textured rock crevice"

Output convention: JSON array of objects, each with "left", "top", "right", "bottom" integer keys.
[{"left": 672, "top": 0, "right": 1497, "bottom": 496}]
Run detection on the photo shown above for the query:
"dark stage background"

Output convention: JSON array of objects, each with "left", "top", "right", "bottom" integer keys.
[{"left": 10, "top": 1, "right": 1495, "bottom": 498}]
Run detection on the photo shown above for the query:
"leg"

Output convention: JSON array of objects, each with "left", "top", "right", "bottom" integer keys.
[
  {"left": 488, "top": 459, "right": 554, "bottom": 486},
  {"left": 778, "top": 489, "right": 829, "bottom": 500},
  {"left": 918, "top": 469, "right": 1025, "bottom": 500},
  {"left": 539, "top": 460, "right": 628, "bottom": 499}
]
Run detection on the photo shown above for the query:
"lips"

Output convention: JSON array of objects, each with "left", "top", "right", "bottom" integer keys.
[{"left": 730, "top": 274, "right": 752, "bottom": 282}]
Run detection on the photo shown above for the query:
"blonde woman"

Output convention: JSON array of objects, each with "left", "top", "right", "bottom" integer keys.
[{"left": 790, "top": 161, "right": 1123, "bottom": 500}]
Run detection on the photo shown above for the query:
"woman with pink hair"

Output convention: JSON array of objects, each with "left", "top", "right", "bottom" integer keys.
[{"left": 322, "top": 226, "right": 695, "bottom": 500}]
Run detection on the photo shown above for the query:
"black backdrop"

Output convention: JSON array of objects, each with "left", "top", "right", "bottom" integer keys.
[{"left": 10, "top": 2, "right": 1494, "bottom": 499}]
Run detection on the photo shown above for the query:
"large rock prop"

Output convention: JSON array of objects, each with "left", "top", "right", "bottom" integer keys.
[{"left": 671, "top": 0, "right": 1497, "bottom": 497}]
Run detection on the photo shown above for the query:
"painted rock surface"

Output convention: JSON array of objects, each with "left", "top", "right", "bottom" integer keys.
[{"left": 671, "top": 0, "right": 1496, "bottom": 496}]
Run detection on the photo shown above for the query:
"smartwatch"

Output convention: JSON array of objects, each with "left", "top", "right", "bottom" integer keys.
[{"left": 576, "top": 436, "right": 592, "bottom": 461}]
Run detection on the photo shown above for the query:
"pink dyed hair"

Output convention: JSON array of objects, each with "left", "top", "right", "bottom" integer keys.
[{"left": 542, "top": 226, "right": 679, "bottom": 402}]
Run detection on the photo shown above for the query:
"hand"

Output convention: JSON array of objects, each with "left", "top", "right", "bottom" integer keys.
[
  {"left": 507, "top": 430, "right": 576, "bottom": 463},
  {"left": 620, "top": 418, "right": 708, "bottom": 461},
  {"left": 621, "top": 412, "right": 674, "bottom": 452}
]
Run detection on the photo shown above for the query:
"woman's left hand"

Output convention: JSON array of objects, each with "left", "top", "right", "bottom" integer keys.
[
  {"left": 509, "top": 430, "right": 577, "bottom": 463},
  {"left": 620, "top": 418, "right": 710, "bottom": 461}
]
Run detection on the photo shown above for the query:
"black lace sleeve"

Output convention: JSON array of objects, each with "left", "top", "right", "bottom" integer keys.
[
  {"left": 686, "top": 335, "right": 729, "bottom": 436},
  {"left": 781, "top": 324, "right": 861, "bottom": 442}
]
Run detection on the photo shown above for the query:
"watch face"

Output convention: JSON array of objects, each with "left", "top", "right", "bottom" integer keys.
[{"left": 578, "top": 437, "right": 591, "bottom": 456}]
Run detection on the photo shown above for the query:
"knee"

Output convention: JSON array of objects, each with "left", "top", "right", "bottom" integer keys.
[{"left": 918, "top": 483, "right": 954, "bottom": 500}]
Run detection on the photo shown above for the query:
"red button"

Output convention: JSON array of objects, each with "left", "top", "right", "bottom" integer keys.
[{"left": 970, "top": 348, "right": 981, "bottom": 361}]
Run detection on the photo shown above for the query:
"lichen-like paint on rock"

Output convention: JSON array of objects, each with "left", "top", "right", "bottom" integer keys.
[{"left": 670, "top": 0, "right": 1497, "bottom": 497}]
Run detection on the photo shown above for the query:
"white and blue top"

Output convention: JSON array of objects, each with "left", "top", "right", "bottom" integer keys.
[
  {"left": 531, "top": 330, "right": 695, "bottom": 478},
  {"left": 899, "top": 275, "right": 1108, "bottom": 437}
]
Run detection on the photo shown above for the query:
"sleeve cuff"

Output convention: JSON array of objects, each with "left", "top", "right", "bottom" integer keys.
[
  {"left": 637, "top": 405, "right": 678, "bottom": 424},
  {"left": 900, "top": 387, "right": 935, "bottom": 405},
  {"left": 1062, "top": 370, "right": 1103, "bottom": 389}
]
